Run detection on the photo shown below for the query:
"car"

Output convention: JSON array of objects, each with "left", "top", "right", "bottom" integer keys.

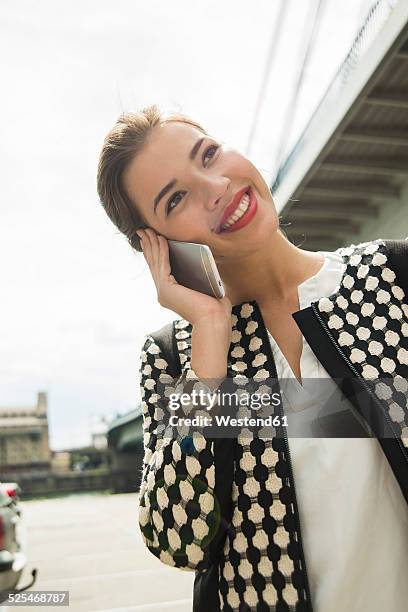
[
  {"left": 0, "top": 483, "right": 21, "bottom": 517},
  {"left": 0, "top": 482, "right": 37, "bottom": 603}
]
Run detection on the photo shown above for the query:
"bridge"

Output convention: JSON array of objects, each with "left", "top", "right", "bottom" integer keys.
[{"left": 272, "top": 0, "right": 408, "bottom": 251}]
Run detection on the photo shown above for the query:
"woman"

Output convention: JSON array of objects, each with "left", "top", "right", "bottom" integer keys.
[{"left": 97, "top": 105, "right": 408, "bottom": 612}]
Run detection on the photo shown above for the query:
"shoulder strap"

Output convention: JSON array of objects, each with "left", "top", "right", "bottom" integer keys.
[
  {"left": 384, "top": 238, "right": 408, "bottom": 296},
  {"left": 149, "top": 321, "right": 182, "bottom": 379}
]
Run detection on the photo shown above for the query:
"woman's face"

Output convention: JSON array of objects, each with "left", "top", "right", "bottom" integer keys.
[{"left": 122, "top": 121, "right": 279, "bottom": 262}]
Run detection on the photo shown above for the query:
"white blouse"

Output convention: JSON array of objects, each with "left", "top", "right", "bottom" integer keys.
[{"left": 266, "top": 251, "right": 408, "bottom": 612}]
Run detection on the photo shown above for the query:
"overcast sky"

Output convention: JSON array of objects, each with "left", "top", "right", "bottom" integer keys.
[{"left": 0, "top": 0, "right": 376, "bottom": 449}]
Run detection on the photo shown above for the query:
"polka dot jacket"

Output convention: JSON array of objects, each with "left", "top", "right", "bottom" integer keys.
[{"left": 138, "top": 239, "right": 408, "bottom": 612}]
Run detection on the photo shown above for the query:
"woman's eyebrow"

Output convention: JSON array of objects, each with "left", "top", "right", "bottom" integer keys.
[{"left": 153, "top": 137, "right": 206, "bottom": 214}]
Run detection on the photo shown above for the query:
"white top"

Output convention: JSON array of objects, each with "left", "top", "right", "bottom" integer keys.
[{"left": 266, "top": 251, "right": 408, "bottom": 612}]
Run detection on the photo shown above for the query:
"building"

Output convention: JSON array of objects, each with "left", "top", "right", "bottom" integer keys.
[
  {"left": 90, "top": 416, "right": 109, "bottom": 450},
  {"left": 0, "top": 391, "right": 51, "bottom": 475},
  {"left": 50, "top": 451, "right": 71, "bottom": 473}
]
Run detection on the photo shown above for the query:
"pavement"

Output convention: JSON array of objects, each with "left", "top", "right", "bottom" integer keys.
[{"left": 0, "top": 492, "right": 194, "bottom": 612}]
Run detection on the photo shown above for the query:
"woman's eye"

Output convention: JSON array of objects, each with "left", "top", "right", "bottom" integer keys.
[
  {"left": 166, "top": 191, "right": 185, "bottom": 215},
  {"left": 202, "top": 144, "right": 219, "bottom": 166},
  {"left": 165, "top": 144, "right": 220, "bottom": 215}
]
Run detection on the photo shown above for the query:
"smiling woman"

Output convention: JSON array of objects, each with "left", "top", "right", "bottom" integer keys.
[
  {"left": 96, "top": 104, "right": 408, "bottom": 612},
  {"left": 97, "top": 104, "right": 283, "bottom": 252}
]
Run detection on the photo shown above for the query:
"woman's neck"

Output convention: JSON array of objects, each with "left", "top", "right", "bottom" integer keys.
[{"left": 218, "top": 231, "right": 325, "bottom": 307}]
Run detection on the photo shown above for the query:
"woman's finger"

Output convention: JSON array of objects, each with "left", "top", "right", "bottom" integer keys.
[
  {"left": 144, "top": 228, "right": 160, "bottom": 269},
  {"left": 138, "top": 230, "right": 152, "bottom": 265},
  {"left": 157, "top": 235, "right": 172, "bottom": 278}
]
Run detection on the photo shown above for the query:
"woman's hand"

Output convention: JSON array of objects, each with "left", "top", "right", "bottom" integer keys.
[{"left": 136, "top": 228, "right": 232, "bottom": 329}]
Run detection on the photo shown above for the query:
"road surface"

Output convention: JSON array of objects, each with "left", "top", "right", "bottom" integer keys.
[{"left": 2, "top": 492, "right": 194, "bottom": 612}]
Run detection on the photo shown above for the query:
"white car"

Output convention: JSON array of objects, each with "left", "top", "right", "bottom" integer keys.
[{"left": 0, "top": 483, "right": 37, "bottom": 603}]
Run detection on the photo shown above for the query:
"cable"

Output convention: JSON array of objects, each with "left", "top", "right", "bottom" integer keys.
[
  {"left": 272, "top": 0, "right": 327, "bottom": 178},
  {"left": 245, "top": 0, "right": 291, "bottom": 158}
]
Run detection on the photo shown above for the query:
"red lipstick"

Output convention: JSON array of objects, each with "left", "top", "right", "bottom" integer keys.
[{"left": 215, "top": 187, "right": 257, "bottom": 234}]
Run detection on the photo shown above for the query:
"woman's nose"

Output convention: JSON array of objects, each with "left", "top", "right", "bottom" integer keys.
[{"left": 204, "top": 177, "right": 231, "bottom": 211}]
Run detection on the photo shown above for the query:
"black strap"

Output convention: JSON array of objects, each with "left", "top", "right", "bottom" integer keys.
[
  {"left": 150, "top": 321, "right": 182, "bottom": 379},
  {"left": 384, "top": 238, "right": 408, "bottom": 296}
]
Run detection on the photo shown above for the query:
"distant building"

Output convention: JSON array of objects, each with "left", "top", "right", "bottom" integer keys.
[
  {"left": 0, "top": 391, "right": 51, "bottom": 475},
  {"left": 66, "top": 444, "right": 111, "bottom": 471},
  {"left": 90, "top": 416, "right": 109, "bottom": 450},
  {"left": 50, "top": 451, "right": 71, "bottom": 473}
]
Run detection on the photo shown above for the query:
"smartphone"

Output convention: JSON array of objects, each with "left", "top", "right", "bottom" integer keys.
[{"left": 167, "top": 240, "right": 225, "bottom": 299}]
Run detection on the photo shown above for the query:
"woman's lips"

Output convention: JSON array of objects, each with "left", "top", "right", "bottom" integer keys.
[{"left": 217, "top": 188, "right": 258, "bottom": 234}]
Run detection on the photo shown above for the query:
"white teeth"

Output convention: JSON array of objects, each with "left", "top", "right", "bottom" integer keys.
[{"left": 221, "top": 193, "right": 250, "bottom": 230}]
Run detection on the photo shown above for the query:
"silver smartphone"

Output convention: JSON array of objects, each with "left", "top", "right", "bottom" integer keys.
[{"left": 167, "top": 240, "right": 225, "bottom": 299}]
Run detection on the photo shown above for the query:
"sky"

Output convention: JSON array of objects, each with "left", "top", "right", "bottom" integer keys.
[{"left": 0, "top": 0, "right": 377, "bottom": 450}]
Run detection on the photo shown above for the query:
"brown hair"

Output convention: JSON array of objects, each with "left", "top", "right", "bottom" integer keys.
[{"left": 96, "top": 104, "right": 208, "bottom": 252}]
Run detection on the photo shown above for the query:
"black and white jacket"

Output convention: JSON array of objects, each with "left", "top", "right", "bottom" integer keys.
[{"left": 138, "top": 238, "right": 408, "bottom": 612}]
